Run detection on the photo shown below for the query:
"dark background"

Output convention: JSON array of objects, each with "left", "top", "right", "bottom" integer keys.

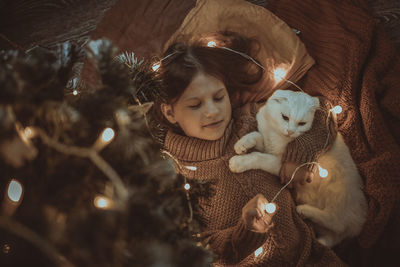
[{"left": 0, "top": 0, "right": 399, "bottom": 52}]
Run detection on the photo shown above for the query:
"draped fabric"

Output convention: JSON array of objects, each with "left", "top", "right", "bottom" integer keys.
[{"left": 267, "top": 0, "right": 400, "bottom": 265}]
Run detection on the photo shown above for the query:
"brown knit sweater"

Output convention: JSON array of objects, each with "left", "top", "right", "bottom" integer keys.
[{"left": 164, "top": 102, "right": 345, "bottom": 266}]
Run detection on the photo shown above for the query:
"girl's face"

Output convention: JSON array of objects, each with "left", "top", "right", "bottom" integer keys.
[{"left": 161, "top": 72, "right": 232, "bottom": 141}]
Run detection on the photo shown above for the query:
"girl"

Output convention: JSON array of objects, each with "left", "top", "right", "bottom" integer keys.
[{"left": 151, "top": 32, "right": 345, "bottom": 266}]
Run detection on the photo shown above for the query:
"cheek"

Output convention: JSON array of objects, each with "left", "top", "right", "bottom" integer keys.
[
  {"left": 292, "top": 131, "right": 302, "bottom": 138},
  {"left": 177, "top": 111, "right": 200, "bottom": 128},
  {"left": 222, "top": 98, "right": 232, "bottom": 118},
  {"left": 273, "top": 118, "right": 287, "bottom": 132}
]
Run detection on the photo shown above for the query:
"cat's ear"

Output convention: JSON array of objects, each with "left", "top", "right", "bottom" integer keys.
[
  {"left": 273, "top": 97, "right": 288, "bottom": 104},
  {"left": 271, "top": 89, "right": 288, "bottom": 103},
  {"left": 310, "top": 97, "right": 320, "bottom": 111}
]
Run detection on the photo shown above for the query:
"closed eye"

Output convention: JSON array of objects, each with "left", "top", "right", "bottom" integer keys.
[
  {"left": 282, "top": 114, "right": 289, "bottom": 121},
  {"left": 188, "top": 103, "right": 201, "bottom": 109},
  {"left": 298, "top": 122, "right": 306, "bottom": 126},
  {"left": 214, "top": 95, "right": 224, "bottom": 102}
]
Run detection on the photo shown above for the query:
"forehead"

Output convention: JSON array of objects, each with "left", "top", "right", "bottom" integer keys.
[
  {"left": 286, "top": 98, "right": 313, "bottom": 120},
  {"left": 180, "top": 72, "right": 225, "bottom": 100}
]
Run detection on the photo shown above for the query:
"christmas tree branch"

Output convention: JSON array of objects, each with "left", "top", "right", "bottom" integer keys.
[
  {"left": 89, "top": 152, "right": 129, "bottom": 203},
  {"left": 0, "top": 216, "right": 74, "bottom": 267},
  {"left": 32, "top": 127, "right": 129, "bottom": 204}
]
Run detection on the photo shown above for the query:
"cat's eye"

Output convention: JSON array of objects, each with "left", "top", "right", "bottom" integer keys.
[
  {"left": 298, "top": 122, "right": 306, "bottom": 126},
  {"left": 282, "top": 114, "right": 289, "bottom": 121}
]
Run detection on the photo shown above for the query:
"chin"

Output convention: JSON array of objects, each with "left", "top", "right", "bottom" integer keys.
[
  {"left": 205, "top": 132, "right": 224, "bottom": 141},
  {"left": 208, "top": 128, "right": 227, "bottom": 140}
]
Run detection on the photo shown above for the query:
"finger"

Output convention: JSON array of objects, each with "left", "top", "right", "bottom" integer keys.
[
  {"left": 279, "top": 168, "right": 285, "bottom": 184},
  {"left": 258, "top": 202, "right": 267, "bottom": 216},
  {"left": 286, "top": 175, "right": 294, "bottom": 188},
  {"left": 247, "top": 208, "right": 259, "bottom": 218},
  {"left": 307, "top": 172, "right": 314, "bottom": 183},
  {"left": 255, "top": 208, "right": 263, "bottom": 219}
]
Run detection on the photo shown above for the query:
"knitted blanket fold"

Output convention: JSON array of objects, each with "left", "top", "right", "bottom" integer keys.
[{"left": 267, "top": 0, "right": 400, "bottom": 251}]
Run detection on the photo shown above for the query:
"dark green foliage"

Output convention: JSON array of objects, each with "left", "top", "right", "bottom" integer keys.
[{"left": 0, "top": 40, "right": 213, "bottom": 266}]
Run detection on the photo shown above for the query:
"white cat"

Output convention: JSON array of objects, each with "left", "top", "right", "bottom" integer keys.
[{"left": 229, "top": 89, "right": 368, "bottom": 247}]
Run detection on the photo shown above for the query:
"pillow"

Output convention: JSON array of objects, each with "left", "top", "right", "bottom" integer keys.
[{"left": 164, "top": 0, "right": 315, "bottom": 103}]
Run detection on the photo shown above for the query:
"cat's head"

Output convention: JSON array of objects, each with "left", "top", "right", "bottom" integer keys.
[{"left": 263, "top": 90, "right": 320, "bottom": 138}]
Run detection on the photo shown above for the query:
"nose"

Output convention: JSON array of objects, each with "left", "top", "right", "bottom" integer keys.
[
  {"left": 287, "top": 130, "right": 294, "bottom": 135},
  {"left": 204, "top": 101, "right": 218, "bottom": 117}
]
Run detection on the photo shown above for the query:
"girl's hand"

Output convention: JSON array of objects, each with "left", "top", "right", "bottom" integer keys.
[
  {"left": 279, "top": 161, "right": 314, "bottom": 188},
  {"left": 242, "top": 194, "right": 277, "bottom": 233}
]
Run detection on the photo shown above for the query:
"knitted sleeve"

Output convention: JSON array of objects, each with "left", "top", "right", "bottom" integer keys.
[
  {"left": 281, "top": 97, "right": 338, "bottom": 172},
  {"left": 201, "top": 220, "right": 271, "bottom": 264}
]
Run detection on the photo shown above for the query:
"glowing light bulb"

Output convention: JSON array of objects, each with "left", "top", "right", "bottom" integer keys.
[
  {"left": 24, "top": 127, "right": 34, "bottom": 139},
  {"left": 318, "top": 165, "right": 328, "bottom": 178},
  {"left": 273, "top": 67, "right": 287, "bottom": 82},
  {"left": 184, "top": 183, "right": 191, "bottom": 191},
  {"left": 7, "top": 179, "right": 23, "bottom": 202},
  {"left": 185, "top": 166, "right": 197, "bottom": 171},
  {"left": 152, "top": 62, "right": 161, "bottom": 71},
  {"left": 2, "top": 244, "right": 11, "bottom": 254},
  {"left": 94, "top": 196, "right": 112, "bottom": 209},
  {"left": 254, "top": 246, "right": 263, "bottom": 257},
  {"left": 331, "top": 105, "right": 342, "bottom": 114},
  {"left": 207, "top": 41, "right": 217, "bottom": 47},
  {"left": 101, "top": 128, "right": 115, "bottom": 142},
  {"left": 93, "top": 127, "right": 116, "bottom": 151},
  {"left": 265, "top": 203, "right": 276, "bottom": 214},
  {"left": 72, "top": 90, "right": 78, "bottom": 96}
]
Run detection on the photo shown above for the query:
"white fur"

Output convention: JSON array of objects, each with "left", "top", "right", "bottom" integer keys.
[{"left": 229, "top": 90, "right": 368, "bottom": 247}]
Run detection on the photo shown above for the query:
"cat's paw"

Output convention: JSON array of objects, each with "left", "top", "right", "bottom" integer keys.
[
  {"left": 317, "top": 237, "right": 330, "bottom": 247},
  {"left": 234, "top": 137, "right": 256, "bottom": 155},
  {"left": 229, "top": 155, "right": 249, "bottom": 173},
  {"left": 296, "top": 204, "right": 311, "bottom": 217}
]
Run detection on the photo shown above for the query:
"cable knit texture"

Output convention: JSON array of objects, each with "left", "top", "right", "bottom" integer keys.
[
  {"left": 164, "top": 103, "right": 345, "bottom": 266},
  {"left": 267, "top": 0, "right": 400, "bottom": 251}
]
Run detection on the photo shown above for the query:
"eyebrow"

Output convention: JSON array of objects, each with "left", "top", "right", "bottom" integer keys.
[{"left": 184, "top": 88, "right": 225, "bottom": 101}]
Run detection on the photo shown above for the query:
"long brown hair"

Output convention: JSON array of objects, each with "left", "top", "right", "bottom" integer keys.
[{"left": 152, "top": 31, "right": 263, "bottom": 132}]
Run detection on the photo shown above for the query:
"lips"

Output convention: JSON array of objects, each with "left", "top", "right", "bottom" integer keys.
[{"left": 203, "top": 120, "right": 223, "bottom": 128}]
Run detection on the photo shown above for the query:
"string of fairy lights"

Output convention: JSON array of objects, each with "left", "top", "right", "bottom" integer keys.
[
  {"left": 2, "top": 115, "right": 127, "bottom": 218},
  {"left": 150, "top": 37, "right": 343, "bottom": 259}
]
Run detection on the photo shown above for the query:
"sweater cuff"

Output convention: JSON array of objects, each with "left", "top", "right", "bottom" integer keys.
[
  {"left": 230, "top": 220, "right": 270, "bottom": 260},
  {"left": 282, "top": 139, "right": 319, "bottom": 173}
]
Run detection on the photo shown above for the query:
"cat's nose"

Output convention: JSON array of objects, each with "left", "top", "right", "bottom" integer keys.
[{"left": 287, "top": 130, "right": 294, "bottom": 135}]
